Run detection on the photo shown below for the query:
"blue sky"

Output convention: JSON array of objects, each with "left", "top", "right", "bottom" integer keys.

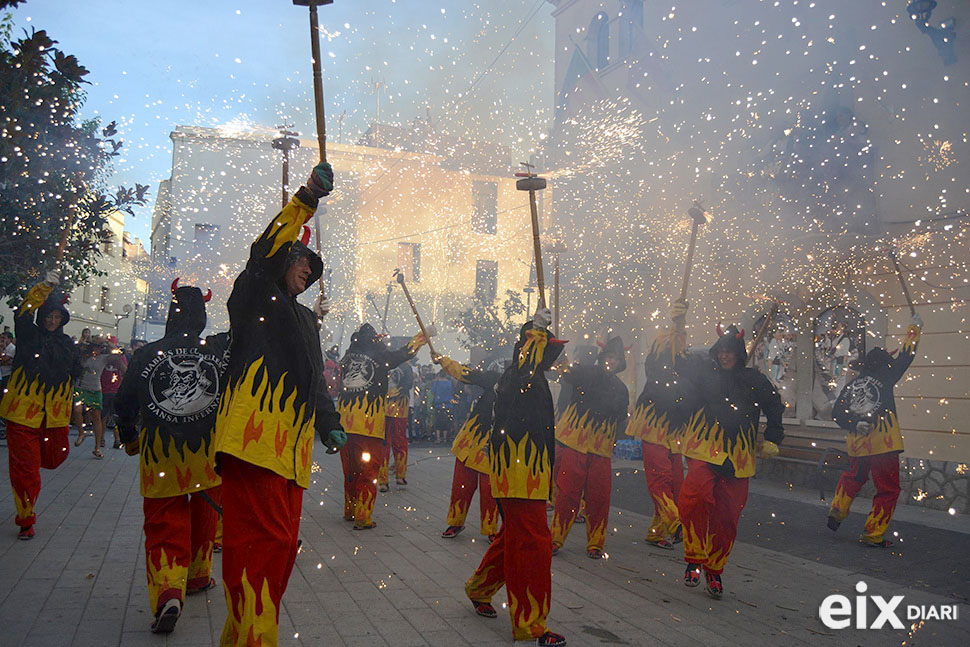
[{"left": 8, "top": 0, "right": 554, "bottom": 249}]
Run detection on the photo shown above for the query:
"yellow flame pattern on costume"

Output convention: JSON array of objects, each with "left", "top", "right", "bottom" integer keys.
[
  {"left": 0, "top": 368, "right": 73, "bottom": 428},
  {"left": 258, "top": 195, "right": 313, "bottom": 261},
  {"left": 626, "top": 401, "right": 678, "bottom": 452},
  {"left": 216, "top": 357, "right": 315, "bottom": 488},
  {"left": 508, "top": 587, "right": 550, "bottom": 641},
  {"left": 846, "top": 410, "right": 904, "bottom": 457},
  {"left": 353, "top": 482, "right": 377, "bottom": 526},
  {"left": 221, "top": 568, "right": 278, "bottom": 647},
  {"left": 586, "top": 517, "right": 608, "bottom": 551},
  {"left": 828, "top": 485, "right": 855, "bottom": 522},
  {"left": 556, "top": 403, "right": 616, "bottom": 457},
  {"left": 140, "top": 428, "right": 220, "bottom": 499},
  {"left": 451, "top": 413, "right": 490, "bottom": 474},
  {"left": 862, "top": 503, "right": 895, "bottom": 543},
  {"left": 447, "top": 497, "right": 470, "bottom": 527},
  {"left": 647, "top": 491, "right": 681, "bottom": 542},
  {"left": 680, "top": 411, "right": 757, "bottom": 477},
  {"left": 188, "top": 540, "right": 214, "bottom": 588},
  {"left": 464, "top": 564, "right": 500, "bottom": 601},
  {"left": 14, "top": 489, "right": 34, "bottom": 524},
  {"left": 339, "top": 393, "right": 385, "bottom": 439},
  {"left": 481, "top": 501, "right": 499, "bottom": 536},
  {"left": 490, "top": 433, "right": 549, "bottom": 500},
  {"left": 147, "top": 547, "right": 186, "bottom": 613},
  {"left": 516, "top": 329, "right": 548, "bottom": 376}
]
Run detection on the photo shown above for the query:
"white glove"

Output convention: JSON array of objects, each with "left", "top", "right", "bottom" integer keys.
[
  {"left": 43, "top": 270, "right": 60, "bottom": 287},
  {"left": 910, "top": 313, "right": 923, "bottom": 328},
  {"left": 855, "top": 421, "right": 872, "bottom": 434},
  {"left": 423, "top": 323, "right": 438, "bottom": 339},
  {"left": 532, "top": 307, "right": 552, "bottom": 330},
  {"left": 315, "top": 295, "right": 331, "bottom": 319}
]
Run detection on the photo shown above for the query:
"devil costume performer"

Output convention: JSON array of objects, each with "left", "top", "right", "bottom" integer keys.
[
  {"left": 438, "top": 355, "right": 502, "bottom": 540},
  {"left": 338, "top": 323, "right": 428, "bottom": 529},
  {"left": 677, "top": 324, "right": 784, "bottom": 598},
  {"left": 550, "top": 337, "right": 629, "bottom": 558},
  {"left": 378, "top": 362, "right": 414, "bottom": 489},
  {"left": 114, "top": 282, "right": 228, "bottom": 633},
  {"left": 464, "top": 313, "right": 568, "bottom": 647},
  {"left": 1, "top": 276, "right": 80, "bottom": 540},
  {"left": 625, "top": 304, "right": 688, "bottom": 549},
  {"left": 827, "top": 315, "right": 922, "bottom": 547},
  {"left": 214, "top": 164, "right": 343, "bottom": 647}
]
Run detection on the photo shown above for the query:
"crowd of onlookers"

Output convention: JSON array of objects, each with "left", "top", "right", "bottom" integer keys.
[{"left": 0, "top": 325, "right": 148, "bottom": 454}]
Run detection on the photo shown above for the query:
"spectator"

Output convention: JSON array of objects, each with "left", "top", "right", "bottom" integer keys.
[
  {"left": 72, "top": 336, "right": 126, "bottom": 458},
  {"left": 99, "top": 336, "right": 128, "bottom": 449},
  {"left": 431, "top": 369, "right": 455, "bottom": 444}
]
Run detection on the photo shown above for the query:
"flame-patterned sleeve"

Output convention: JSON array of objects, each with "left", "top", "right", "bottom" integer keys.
[
  {"left": 12, "top": 281, "right": 53, "bottom": 347},
  {"left": 514, "top": 326, "right": 565, "bottom": 382},
  {"left": 246, "top": 188, "right": 318, "bottom": 281},
  {"left": 383, "top": 332, "right": 428, "bottom": 369},
  {"left": 438, "top": 356, "right": 501, "bottom": 390},
  {"left": 890, "top": 323, "right": 921, "bottom": 383}
]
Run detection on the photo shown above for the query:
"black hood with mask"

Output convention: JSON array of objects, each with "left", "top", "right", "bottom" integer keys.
[
  {"left": 165, "top": 286, "right": 207, "bottom": 338},
  {"left": 35, "top": 294, "right": 71, "bottom": 332},
  {"left": 279, "top": 240, "right": 324, "bottom": 295},
  {"left": 597, "top": 336, "right": 628, "bottom": 374},
  {"left": 709, "top": 324, "right": 748, "bottom": 367}
]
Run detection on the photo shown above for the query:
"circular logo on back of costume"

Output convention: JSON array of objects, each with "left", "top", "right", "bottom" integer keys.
[
  {"left": 845, "top": 376, "right": 882, "bottom": 418},
  {"left": 142, "top": 348, "right": 224, "bottom": 423},
  {"left": 341, "top": 352, "right": 377, "bottom": 392}
]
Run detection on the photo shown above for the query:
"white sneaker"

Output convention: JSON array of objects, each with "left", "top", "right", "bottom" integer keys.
[{"left": 151, "top": 598, "right": 181, "bottom": 633}]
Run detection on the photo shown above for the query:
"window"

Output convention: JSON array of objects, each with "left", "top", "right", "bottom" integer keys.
[
  {"left": 475, "top": 260, "right": 498, "bottom": 304},
  {"left": 82, "top": 284, "right": 91, "bottom": 304},
  {"left": 194, "top": 223, "right": 220, "bottom": 256},
  {"left": 102, "top": 232, "right": 114, "bottom": 256},
  {"left": 812, "top": 306, "right": 866, "bottom": 420},
  {"left": 398, "top": 242, "right": 421, "bottom": 283},
  {"left": 589, "top": 12, "right": 610, "bottom": 70},
  {"left": 472, "top": 182, "right": 497, "bottom": 235},
  {"left": 99, "top": 287, "right": 110, "bottom": 314}
]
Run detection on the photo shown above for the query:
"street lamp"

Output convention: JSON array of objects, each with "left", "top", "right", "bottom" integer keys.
[{"left": 272, "top": 126, "right": 301, "bottom": 209}]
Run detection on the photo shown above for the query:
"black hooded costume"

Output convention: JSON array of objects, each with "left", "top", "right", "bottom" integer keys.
[
  {"left": 114, "top": 285, "right": 230, "bottom": 498},
  {"left": 0, "top": 281, "right": 80, "bottom": 429},
  {"left": 439, "top": 356, "right": 504, "bottom": 475},
  {"left": 555, "top": 336, "right": 630, "bottom": 458},
  {"left": 214, "top": 189, "right": 342, "bottom": 489},
  {"left": 677, "top": 325, "right": 784, "bottom": 478},
  {"left": 489, "top": 321, "right": 566, "bottom": 500}
]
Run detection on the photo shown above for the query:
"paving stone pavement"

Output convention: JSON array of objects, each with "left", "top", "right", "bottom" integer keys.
[{"left": 1, "top": 439, "right": 968, "bottom": 646}]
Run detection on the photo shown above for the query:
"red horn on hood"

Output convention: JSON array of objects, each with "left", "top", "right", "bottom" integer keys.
[
  {"left": 203, "top": 289, "right": 212, "bottom": 303},
  {"left": 736, "top": 328, "right": 745, "bottom": 340},
  {"left": 888, "top": 349, "right": 899, "bottom": 357},
  {"left": 300, "top": 226, "right": 311, "bottom": 246},
  {"left": 60, "top": 294, "right": 70, "bottom": 305},
  {"left": 596, "top": 341, "right": 607, "bottom": 349},
  {"left": 716, "top": 322, "right": 724, "bottom": 337},
  {"left": 171, "top": 277, "right": 180, "bottom": 295}
]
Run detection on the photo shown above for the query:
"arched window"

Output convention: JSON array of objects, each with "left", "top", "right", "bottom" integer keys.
[
  {"left": 812, "top": 306, "right": 866, "bottom": 420},
  {"left": 749, "top": 311, "right": 797, "bottom": 410},
  {"left": 620, "top": 0, "right": 644, "bottom": 56},
  {"left": 588, "top": 12, "right": 610, "bottom": 70}
]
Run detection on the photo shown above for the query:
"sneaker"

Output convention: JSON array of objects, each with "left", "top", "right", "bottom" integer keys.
[
  {"left": 151, "top": 598, "right": 181, "bottom": 633},
  {"left": 472, "top": 601, "right": 497, "bottom": 618},
  {"left": 441, "top": 525, "right": 464, "bottom": 539},
  {"left": 586, "top": 549, "right": 603, "bottom": 559},
  {"left": 212, "top": 542, "right": 222, "bottom": 553},
  {"left": 826, "top": 516, "right": 841, "bottom": 532},
  {"left": 646, "top": 537, "right": 674, "bottom": 550},
  {"left": 575, "top": 513, "right": 586, "bottom": 525},
  {"left": 551, "top": 543, "right": 560, "bottom": 556},
  {"left": 684, "top": 563, "right": 701, "bottom": 587},
  {"left": 187, "top": 578, "right": 217, "bottom": 595},
  {"left": 18, "top": 526, "right": 35, "bottom": 541},
  {"left": 536, "top": 631, "right": 567, "bottom": 646},
  {"left": 378, "top": 483, "right": 389, "bottom": 493},
  {"left": 705, "top": 571, "right": 723, "bottom": 599}
]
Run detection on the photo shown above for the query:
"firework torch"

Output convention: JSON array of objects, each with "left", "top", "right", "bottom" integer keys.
[
  {"left": 515, "top": 163, "right": 548, "bottom": 309},
  {"left": 747, "top": 300, "right": 780, "bottom": 367},
  {"left": 293, "top": 0, "right": 332, "bottom": 300},
  {"left": 393, "top": 269, "right": 437, "bottom": 358},
  {"left": 888, "top": 248, "right": 917, "bottom": 316}
]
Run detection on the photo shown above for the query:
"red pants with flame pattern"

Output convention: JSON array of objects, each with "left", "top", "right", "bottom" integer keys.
[
  {"left": 446, "top": 458, "right": 499, "bottom": 535},
  {"left": 6, "top": 422, "right": 69, "bottom": 528},
  {"left": 219, "top": 455, "right": 303, "bottom": 647},
  {"left": 340, "top": 434, "right": 383, "bottom": 525},
  {"left": 550, "top": 446, "right": 611, "bottom": 551},
  {"left": 678, "top": 458, "right": 748, "bottom": 574},
  {"left": 642, "top": 441, "right": 684, "bottom": 542},
  {"left": 465, "top": 498, "right": 552, "bottom": 641},
  {"left": 378, "top": 416, "right": 409, "bottom": 485},
  {"left": 143, "top": 486, "right": 220, "bottom": 613},
  {"left": 829, "top": 453, "right": 901, "bottom": 544}
]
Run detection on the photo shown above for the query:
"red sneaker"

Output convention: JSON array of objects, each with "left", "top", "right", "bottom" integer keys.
[
  {"left": 472, "top": 601, "right": 497, "bottom": 618},
  {"left": 441, "top": 525, "right": 464, "bottom": 539},
  {"left": 684, "top": 563, "right": 701, "bottom": 587},
  {"left": 18, "top": 526, "right": 34, "bottom": 541},
  {"left": 536, "top": 631, "right": 567, "bottom": 646},
  {"left": 705, "top": 571, "right": 723, "bottom": 599}
]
